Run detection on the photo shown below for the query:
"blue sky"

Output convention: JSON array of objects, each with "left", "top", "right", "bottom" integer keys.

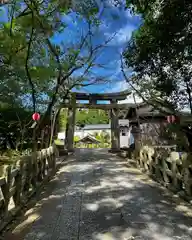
[
  {"left": 53, "top": 4, "right": 141, "bottom": 94},
  {"left": 0, "top": 2, "right": 141, "bottom": 95}
]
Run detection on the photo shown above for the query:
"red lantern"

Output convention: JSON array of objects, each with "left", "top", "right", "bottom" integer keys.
[{"left": 32, "top": 112, "right": 40, "bottom": 121}]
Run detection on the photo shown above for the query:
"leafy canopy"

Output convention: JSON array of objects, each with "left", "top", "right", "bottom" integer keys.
[
  {"left": 59, "top": 108, "right": 109, "bottom": 130},
  {"left": 0, "top": 0, "right": 115, "bottom": 150},
  {"left": 124, "top": 0, "right": 192, "bottom": 113}
]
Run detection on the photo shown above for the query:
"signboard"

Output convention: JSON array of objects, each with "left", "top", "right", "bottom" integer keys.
[{"left": 119, "top": 119, "right": 129, "bottom": 126}]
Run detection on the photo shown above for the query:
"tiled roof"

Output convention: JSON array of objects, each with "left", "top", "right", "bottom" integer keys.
[{"left": 77, "top": 134, "right": 101, "bottom": 143}]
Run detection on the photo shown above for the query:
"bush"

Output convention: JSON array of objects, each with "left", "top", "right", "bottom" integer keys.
[
  {"left": 54, "top": 139, "right": 64, "bottom": 146},
  {"left": 74, "top": 136, "right": 80, "bottom": 142}
]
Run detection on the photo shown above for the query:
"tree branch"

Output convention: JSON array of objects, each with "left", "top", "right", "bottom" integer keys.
[
  {"left": 120, "top": 54, "right": 177, "bottom": 116},
  {"left": 25, "top": 11, "right": 36, "bottom": 112},
  {"left": 24, "top": 0, "right": 116, "bottom": 130},
  {"left": 9, "top": 0, "right": 16, "bottom": 37}
]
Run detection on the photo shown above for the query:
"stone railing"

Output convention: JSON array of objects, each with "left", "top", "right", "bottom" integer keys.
[
  {"left": 138, "top": 146, "right": 192, "bottom": 200},
  {"left": 0, "top": 145, "right": 60, "bottom": 231}
]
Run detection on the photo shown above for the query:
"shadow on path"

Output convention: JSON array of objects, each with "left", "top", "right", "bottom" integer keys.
[{"left": 3, "top": 148, "right": 192, "bottom": 240}]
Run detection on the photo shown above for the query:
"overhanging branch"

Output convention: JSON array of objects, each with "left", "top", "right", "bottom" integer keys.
[{"left": 25, "top": 10, "right": 36, "bottom": 112}]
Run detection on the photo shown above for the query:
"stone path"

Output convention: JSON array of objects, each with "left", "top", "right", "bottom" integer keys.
[{"left": 4, "top": 149, "right": 192, "bottom": 240}]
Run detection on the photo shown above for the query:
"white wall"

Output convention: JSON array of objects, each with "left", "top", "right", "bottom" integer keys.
[
  {"left": 58, "top": 132, "right": 66, "bottom": 140},
  {"left": 58, "top": 129, "right": 111, "bottom": 140},
  {"left": 120, "top": 136, "right": 129, "bottom": 148},
  {"left": 75, "top": 129, "right": 111, "bottom": 138},
  {"left": 58, "top": 128, "right": 132, "bottom": 148}
]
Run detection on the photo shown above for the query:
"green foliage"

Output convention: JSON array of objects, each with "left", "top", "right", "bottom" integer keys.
[
  {"left": 0, "top": 0, "right": 112, "bottom": 155},
  {"left": 0, "top": 102, "right": 33, "bottom": 153},
  {"left": 0, "top": 0, "right": 105, "bottom": 112},
  {"left": 54, "top": 139, "right": 64, "bottom": 146},
  {"left": 59, "top": 108, "right": 109, "bottom": 130},
  {"left": 93, "top": 131, "right": 111, "bottom": 144},
  {"left": 74, "top": 135, "right": 80, "bottom": 142},
  {"left": 76, "top": 109, "right": 109, "bottom": 125},
  {"left": 124, "top": 0, "right": 192, "bottom": 113},
  {"left": 162, "top": 124, "right": 189, "bottom": 151}
]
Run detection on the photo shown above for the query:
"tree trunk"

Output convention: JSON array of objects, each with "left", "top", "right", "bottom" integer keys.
[{"left": 49, "top": 109, "right": 60, "bottom": 146}]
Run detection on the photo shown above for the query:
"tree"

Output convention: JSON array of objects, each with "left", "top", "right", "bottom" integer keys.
[
  {"left": 0, "top": 103, "right": 33, "bottom": 153},
  {"left": 59, "top": 108, "right": 109, "bottom": 130},
  {"left": 123, "top": 0, "right": 192, "bottom": 150},
  {"left": 124, "top": 0, "right": 192, "bottom": 114},
  {"left": 76, "top": 109, "right": 109, "bottom": 125},
  {"left": 0, "top": 0, "right": 114, "bottom": 150}
]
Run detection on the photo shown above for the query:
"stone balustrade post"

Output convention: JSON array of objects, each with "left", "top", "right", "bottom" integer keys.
[{"left": 130, "top": 124, "right": 141, "bottom": 158}]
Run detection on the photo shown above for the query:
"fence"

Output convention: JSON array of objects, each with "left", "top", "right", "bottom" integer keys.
[
  {"left": 0, "top": 145, "right": 59, "bottom": 231},
  {"left": 138, "top": 146, "right": 192, "bottom": 199}
]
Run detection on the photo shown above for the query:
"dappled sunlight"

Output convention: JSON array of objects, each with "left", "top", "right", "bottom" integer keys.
[
  {"left": 66, "top": 185, "right": 85, "bottom": 196},
  {"left": 46, "top": 193, "right": 61, "bottom": 200},
  {"left": 92, "top": 227, "right": 137, "bottom": 240},
  {"left": 62, "top": 163, "right": 94, "bottom": 172},
  {"left": 84, "top": 203, "right": 100, "bottom": 211},
  {"left": 116, "top": 194, "right": 133, "bottom": 202},
  {"left": 97, "top": 197, "right": 123, "bottom": 209},
  {"left": 85, "top": 196, "right": 123, "bottom": 210},
  {"left": 112, "top": 176, "right": 135, "bottom": 187},
  {"left": 108, "top": 167, "right": 129, "bottom": 172},
  {"left": 8, "top": 211, "right": 42, "bottom": 239},
  {"left": 93, "top": 231, "right": 118, "bottom": 240},
  {"left": 85, "top": 179, "right": 117, "bottom": 194},
  {"left": 19, "top": 212, "right": 40, "bottom": 227},
  {"left": 175, "top": 204, "right": 192, "bottom": 217},
  {"left": 4, "top": 149, "right": 192, "bottom": 240}
]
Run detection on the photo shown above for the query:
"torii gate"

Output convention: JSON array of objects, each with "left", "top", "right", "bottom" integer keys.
[{"left": 61, "top": 90, "right": 145, "bottom": 153}]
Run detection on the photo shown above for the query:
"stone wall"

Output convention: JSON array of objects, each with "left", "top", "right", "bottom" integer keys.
[
  {"left": 139, "top": 122, "right": 169, "bottom": 145},
  {"left": 138, "top": 146, "right": 192, "bottom": 200},
  {"left": 0, "top": 145, "right": 60, "bottom": 231}
]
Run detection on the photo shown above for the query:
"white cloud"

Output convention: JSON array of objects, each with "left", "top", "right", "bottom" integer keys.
[
  {"left": 116, "top": 80, "right": 129, "bottom": 92},
  {"left": 107, "top": 80, "right": 128, "bottom": 93},
  {"left": 107, "top": 80, "right": 143, "bottom": 104},
  {"left": 113, "top": 25, "right": 134, "bottom": 45},
  {"left": 119, "top": 94, "right": 143, "bottom": 104},
  {"left": 100, "top": 5, "right": 139, "bottom": 46},
  {"left": 104, "top": 24, "right": 134, "bottom": 46}
]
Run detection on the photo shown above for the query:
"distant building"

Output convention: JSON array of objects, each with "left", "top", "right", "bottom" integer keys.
[
  {"left": 58, "top": 119, "right": 134, "bottom": 148},
  {"left": 76, "top": 134, "right": 101, "bottom": 145}
]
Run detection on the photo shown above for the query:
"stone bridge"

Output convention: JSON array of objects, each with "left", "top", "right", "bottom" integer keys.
[{"left": 3, "top": 149, "right": 192, "bottom": 240}]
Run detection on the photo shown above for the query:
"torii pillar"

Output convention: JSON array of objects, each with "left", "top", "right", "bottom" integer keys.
[
  {"left": 110, "top": 99, "right": 120, "bottom": 152},
  {"left": 65, "top": 93, "right": 76, "bottom": 152}
]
